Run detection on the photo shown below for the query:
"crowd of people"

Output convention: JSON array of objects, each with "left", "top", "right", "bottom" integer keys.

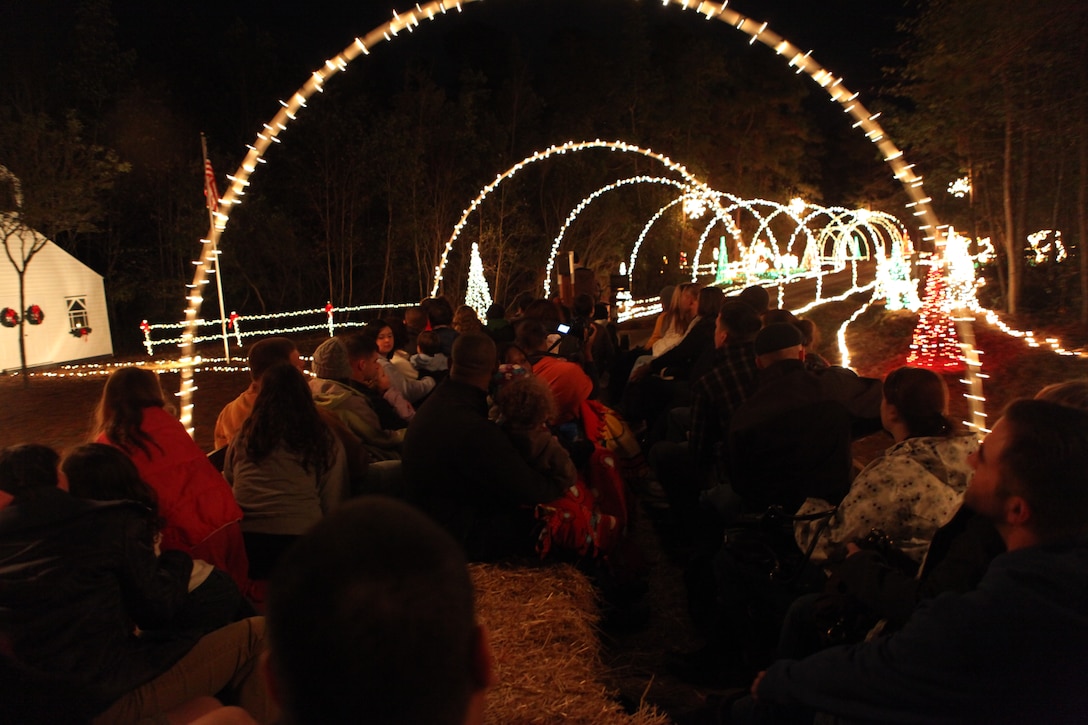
[{"left": 2, "top": 287, "right": 1088, "bottom": 724}]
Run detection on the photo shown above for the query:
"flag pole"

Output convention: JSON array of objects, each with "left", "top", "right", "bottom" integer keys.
[{"left": 202, "top": 134, "right": 231, "bottom": 363}]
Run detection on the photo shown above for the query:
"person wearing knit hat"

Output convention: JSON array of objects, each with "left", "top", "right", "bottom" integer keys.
[
  {"left": 309, "top": 335, "right": 408, "bottom": 463},
  {"left": 726, "top": 322, "right": 883, "bottom": 513},
  {"left": 753, "top": 322, "right": 805, "bottom": 362},
  {"left": 673, "top": 317, "right": 884, "bottom": 679},
  {"left": 737, "top": 284, "right": 771, "bottom": 316},
  {"left": 312, "top": 338, "right": 353, "bottom": 381}
]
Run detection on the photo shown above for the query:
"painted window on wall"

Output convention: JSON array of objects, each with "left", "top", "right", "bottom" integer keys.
[{"left": 66, "top": 297, "right": 89, "bottom": 330}]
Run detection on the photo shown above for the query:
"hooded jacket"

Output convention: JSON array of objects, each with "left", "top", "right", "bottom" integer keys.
[{"left": 796, "top": 433, "right": 978, "bottom": 564}]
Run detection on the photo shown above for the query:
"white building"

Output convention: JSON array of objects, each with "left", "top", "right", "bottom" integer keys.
[{"left": 1, "top": 223, "right": 113, "bottom": 372}]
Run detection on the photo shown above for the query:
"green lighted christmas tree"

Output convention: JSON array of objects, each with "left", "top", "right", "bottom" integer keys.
[
  {"left": 907, "top": 262, "right": 963, "bottom": 371},
  {"left": 465, "top": 242, "right": 493, "bottom": 319},
  {"left": 714, "top": 236, "right": 729, "bottom": 285}
]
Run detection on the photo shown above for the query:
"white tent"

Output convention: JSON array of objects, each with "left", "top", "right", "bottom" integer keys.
[{"left": 1, "top": 223, "right": 113, "bottom": 372}]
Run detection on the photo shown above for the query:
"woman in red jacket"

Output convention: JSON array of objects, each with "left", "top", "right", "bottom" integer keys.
[{"left": 94, "top": 366, "right": 250, "bottom": 591}]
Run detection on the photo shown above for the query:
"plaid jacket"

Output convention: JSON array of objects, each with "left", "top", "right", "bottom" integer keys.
[{"left": 688, "top": 341, "right": 759, "bottom": 468}]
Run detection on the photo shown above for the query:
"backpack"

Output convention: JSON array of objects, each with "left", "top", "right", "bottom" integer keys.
[{"left": 535, "top": 445, "right": 627, "bottom": 559}]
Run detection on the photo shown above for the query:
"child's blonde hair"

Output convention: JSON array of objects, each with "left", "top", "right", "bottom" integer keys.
[{"left": 495, "top": 375, "right": 556, "bottom": 431}]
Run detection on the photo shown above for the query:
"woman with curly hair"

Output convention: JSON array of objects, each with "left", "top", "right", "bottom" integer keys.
[
  {"left": 492, "top": 370, "right": 576, "bottom": 494},
  {"left": 93, "top": 366, "right": 249, "bottom": 590},
  {"left": 453, "top": 304, "right": 485, "bottom": 335},
  {"left": 226, "top": 362, "right": 349, "bottom": 579}
]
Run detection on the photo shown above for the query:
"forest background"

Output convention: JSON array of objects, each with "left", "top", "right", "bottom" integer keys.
[{"left": 1, "top": 0, "right": 1086, "bottom": 353}]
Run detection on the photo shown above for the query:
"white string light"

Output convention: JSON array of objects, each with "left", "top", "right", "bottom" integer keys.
[
  {"left": 464, "top": 242, "right": 493, "bottom": 318},
  {"left": 141, "top": 303, "right": 414, "bottom": 354},
  {"left": 167, "top": 0, "right": 944, "bottom": 434}
]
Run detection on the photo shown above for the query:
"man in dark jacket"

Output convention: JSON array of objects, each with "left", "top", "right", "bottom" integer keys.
[
  {"left": 728, "top": 323, "right": 882, "bottom": 512},
  {"left": 403, "top": 333, "right": 568, "bottom": 560}
]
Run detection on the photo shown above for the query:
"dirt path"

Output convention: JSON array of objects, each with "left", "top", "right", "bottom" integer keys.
[{"left": 0, "top": 367, "right": 249, "bottom": 452}]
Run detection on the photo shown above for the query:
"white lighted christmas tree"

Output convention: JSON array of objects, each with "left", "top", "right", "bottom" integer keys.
[
  {"left": 877, "top": 242, "right": 921, "bottom": 312},
  {"left": 907, "top": 262, "right": 963, "bottom": 371},
  {"left": 465, "top": 242, "right": 493, "bottom": 319}
]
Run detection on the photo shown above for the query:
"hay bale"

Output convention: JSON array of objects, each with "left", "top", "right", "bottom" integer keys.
[{"left": 472, "top": 563, "right": 669, "bottom": 725}]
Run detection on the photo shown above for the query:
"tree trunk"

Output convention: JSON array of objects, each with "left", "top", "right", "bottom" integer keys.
[
  {"left": 17, "top": 267, "right": 28, "bottom": 387},
  {"left": 1079, "top": 38, "right": 1088, "bottom": 324},
  {"left": 381, "top": 193, "right": 393, "bottom": 304},
  {"left": 1001, "top": 73, "right": 1019, "bottom": 314}
]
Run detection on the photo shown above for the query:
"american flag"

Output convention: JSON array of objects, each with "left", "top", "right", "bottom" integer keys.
[{"left": 204, "top": 157, "right": 220, "bottom": 213}]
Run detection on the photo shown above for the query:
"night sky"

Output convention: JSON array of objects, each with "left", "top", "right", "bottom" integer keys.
[{"left": 2, "top": 0, "right": 907, "bottom": 149}]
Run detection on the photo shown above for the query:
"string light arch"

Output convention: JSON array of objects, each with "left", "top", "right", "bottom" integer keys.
[
  {"left": 543, "top": 175, "right": 699, "bottom": 298},
  {"left": 438, "top": 140, "right": 708, "bottom": 299},
  {"left": 172, "top": 0, "right": 944, "bottom": 432}
]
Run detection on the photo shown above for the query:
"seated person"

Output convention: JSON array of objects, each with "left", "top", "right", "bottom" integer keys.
[
  {"left": 93, "top": 366, "right": 249, "bottom": 590},
  {"left": 425, "top": 296, "right": 460, "bottom": 356},
  {"left": 214, "top": 337, "right": 303, "bottom": 450},
  {"left": 796, "top": 318, "right": 829, "bottom": 371},
  {"left": 517, "top": 318, "right": 594, "bottom": 425},
  {"left": 728, "top": 323, "right": 882, "bottom": 513},
  {"left": 403, "top": 333, "right": 568, "bottom": 561},
  {"left": 310, "top": 336, "right": 408, "bottom": 461},
  {"left": 492, "top": 369, "right": 627, "bottom": 558},
  {"left": 649, "top": 283, "right": 700, "bottom": 358},
  {"left": 0, "top": 444, "right": 273, "bottom": 724},
  {"left": 411, "top": 329, "right": 450, "bottom": 380},
  {"left": 626, "top": 286, "right": 724, "bottom": 441},
  {"left": 365, "top": 320, "right": 436, "bottom": 404},
  {"left": 795, "top": 366, "right": 977, "bottom": 565},
  {"left": 226, "top": 363, "right": 349, "bottom": 579},
  {"left": 63, "top": 443, "right": 252, "bottom": 636},
  {"left": 402, "top": 305, "right": 428, "bottom": 355},
  {"left": 484, "top": 302, "right": 515, "bottom": 343},
  {"left": 762, "top": 310, "right": 830, "bottom": 372},
  {"left": 635, "top": 286, "right": 723, "bottom": 383},
  {"left": 807, "top": 380, "right": 1088, "bottom": 644},
  {"left": 454, "top": 305, "right": 485, "bottom": 335},
  {"left": 264, "top": 497, "right": 494, "bottom": 725},
  {"left": 491, "top": 368, "right": 577, "bottom": 494}
]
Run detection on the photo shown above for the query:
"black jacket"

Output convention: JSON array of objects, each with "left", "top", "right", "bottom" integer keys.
[
  {"left": 648, "top": 315, "right": 716, "bottom": 380},
  {"left": 0, "top": 487, "right": 194, "bottom": 721},
  {"left": 728, "top": 360, "right": 882, "bottom": 511},
  {"left": 403, "top": 378, "right": 567, "bottom": 560}
]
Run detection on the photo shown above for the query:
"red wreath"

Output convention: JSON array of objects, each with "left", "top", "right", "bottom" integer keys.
[
  {"left": 1, "top": 307, "right": 18, "bottom": 328},
  {"left": 69, "top": 326, "right": 92, "bottom": 338},
  {"left": 25, "top": 304, "right": 44, "bottom": 325}
]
